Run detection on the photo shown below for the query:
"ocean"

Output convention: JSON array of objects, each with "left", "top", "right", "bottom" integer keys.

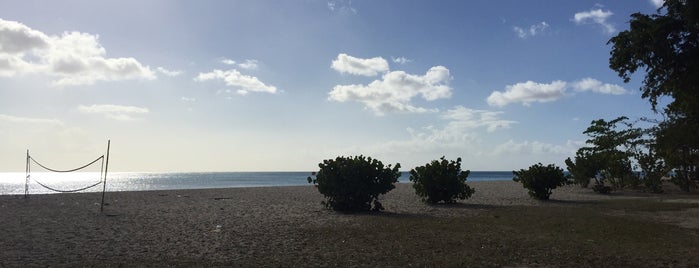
[{"left": 0, "top": 171, "right": 513, "bottom": 195}]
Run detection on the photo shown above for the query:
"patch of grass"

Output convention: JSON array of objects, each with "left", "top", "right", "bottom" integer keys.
[{"left": 297, "top": 200, "right": 699, "bottom": 267}]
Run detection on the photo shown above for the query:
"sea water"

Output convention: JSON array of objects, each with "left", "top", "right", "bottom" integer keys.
[{"left": 0, "top": 171, "right": 512, "bottom": 195}]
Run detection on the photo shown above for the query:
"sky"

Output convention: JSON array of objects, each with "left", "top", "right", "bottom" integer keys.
[{"left": 0, "top": 0, "right": 667, "bottom": 172}]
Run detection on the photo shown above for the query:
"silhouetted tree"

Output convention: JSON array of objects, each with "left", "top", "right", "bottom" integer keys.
[{"left": 608, "top": 0, "right": 699, "bottom": 191}]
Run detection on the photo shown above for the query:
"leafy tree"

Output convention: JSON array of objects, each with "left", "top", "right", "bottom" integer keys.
[
  {"left": 608, "top": 0, "right": 699, "bottom": 191},
  {"left": 608, "top": 0, "right": 699, "bottom": 115},
  {"left": 565, "top": 151, "right": 602, "bottom": 188},
  {"left": 308, "top": 155, "right": 400, "bottom": 212},
  {"left": 630, "top": 125, "right": 668, "bottom": 193},
  {"left": 513, "top": 163, "right": 567, "bottom": 200},
  {"left": 409, "top": 157, "right": 475, "bottom": 204},
  {"left": 577, "top": 117, "right": 643, "bottom": 190}
]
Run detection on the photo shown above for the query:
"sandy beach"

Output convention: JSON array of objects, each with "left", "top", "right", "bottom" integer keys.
[{"left": 1, "top": 181, "right": 697, "bottom": 267}]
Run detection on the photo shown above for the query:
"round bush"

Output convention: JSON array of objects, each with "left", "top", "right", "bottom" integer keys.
[
  {"left": 308, "top": 155, "right": 401, "bottom": 212},
  {"left": 409, "top": 157, "right": 475, "bottom": 204},
  {"left": 513, "top": 163, "right": 567, "bottom": 200}
]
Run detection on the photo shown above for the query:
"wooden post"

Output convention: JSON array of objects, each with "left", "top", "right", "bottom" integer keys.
[
  {"left": 25, "top": 149, "right": 29, "bottom": 198},
  {"left": 100, "top": 140, "right": 110, "bottom": 212}
]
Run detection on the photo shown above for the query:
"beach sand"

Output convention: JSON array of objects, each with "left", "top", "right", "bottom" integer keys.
[{"left": 1, "top": 181, "right": 696, "bottom": 266}]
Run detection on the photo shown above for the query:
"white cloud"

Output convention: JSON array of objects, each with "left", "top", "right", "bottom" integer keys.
[
  {"left": 181, "top": 97, "right": 196, "bottom": 102},
  {"left": 331, "top": 53, "right": 389, "bottom": 76},
  {"left": 352, "top": 106, "right": 516, "bottom": 168},
  {"left": 221, "top": 58, "right": 236, "bottom": 65},
  {"left": 487, "top": 80, "right": 567, "bottom": 107},
  {"left": 238, "top": 59, "right": 259, "bottom": 70},
  {"left": 327, "top": 0, "right": 357, "bottom": 14},
  {"left": 329, "top": 66, "right": 452, "bottom": 115},
  {"left": 487, "top": 78, "right": 628, "bottom": 107},
  {"left": 0, "top": 114, "right": 62, "bottom": 126},
  {"left": 195, "top": 69, "right": 277, "bottom": 95},
  {"left": 156, "top": 67, "right": 183, "bottom": 77},
  {"left": 493, "top": 139, "right": 579, "bottom": 156},
  {"left": 78, "top": 104, "right": 149, "bottom": 121},
  {"left": 0, "top": 18, "right": 155, "bottom": 86},
  {"left": 650, "top": 0, "right": 664, "bottom": 8},
  {"left": 573, "top": 8, "right": 616, "bottom": 34},
  {"left": 392, "top": 56, "right": 412, "bottom": 64},
  {"left": 441, "top": 106, "right": 516, "bottom": 133},
  {"left": 513, "top": 21, "right": 550, "bottom": 39},
  {"left": 571, "top": 77, "right": 627, "bottom": 95}
]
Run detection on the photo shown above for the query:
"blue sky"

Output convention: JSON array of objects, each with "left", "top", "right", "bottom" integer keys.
[{"left": 0, "top": 0, "right": 665, "bottom": 172}]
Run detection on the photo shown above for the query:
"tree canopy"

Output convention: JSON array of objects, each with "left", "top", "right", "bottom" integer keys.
[
  {"left": 608, "top": 0, "right": 699, "bottom": 115},
  {"left": 608, "top": 0, "right": 699, "bottom": 191}
]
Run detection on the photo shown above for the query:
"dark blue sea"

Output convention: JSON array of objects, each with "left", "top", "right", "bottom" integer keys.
[{"left": 0, "top": 171, "right": 512, "bottom": 195}]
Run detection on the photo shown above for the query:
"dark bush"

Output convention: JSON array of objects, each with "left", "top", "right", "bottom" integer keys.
[
  {"left": 307, "top": 155, "right": 400, "bottom": 212},
  {"left": 409, "top": 156, "right": 475, "bottom": 204},
  {"left": 513, "top": 163, "right": 567, "bottom": 200},
  {"left": 592, "top": 183, "right": 612, "bottom": 194}
]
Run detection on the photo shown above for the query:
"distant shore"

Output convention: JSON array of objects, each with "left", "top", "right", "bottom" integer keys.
[{"left": 1, "top": 181, "right": 696, "bottom": 266}]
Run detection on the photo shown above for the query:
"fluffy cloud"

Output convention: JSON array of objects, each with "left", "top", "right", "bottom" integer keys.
[
  {"left": 573, "top": 8, "right": 616, "bottom": 34},
  {"left": 487, "top": 78, "right": 627, "bottom": 107},
  {"left": 195, "top": 69, "right": 277, "bottom": 95},
  {"left": 513, "top": 21, "right": 550, "bottom": 39},
  {"left": 571, "top": 77, "right": 627, "bottom": 95},
  {"left": 0, "top": 18, "right": 155, "bottom": 85},
  {"left": 487, "top": 80, "right": 567, "bottom": 107},
  {"left": 329, "top": 66, "right": 452, "bottom": 115},
  {"left": 78, "top": 104, "right": 149, "bottom": 121},
  {"left": 331, "top": 53, "right": 389, "bottom": 76}
]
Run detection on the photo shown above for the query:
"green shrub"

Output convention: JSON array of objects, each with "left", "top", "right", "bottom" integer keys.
[
  {"left": 513, "top": 163, "right": 567, "bottom": 200},
  {"left": 409, "top": 157, "right": 475, "bottom": 204},
  {"left": 307, "top": 155, "right": 401, "bottom": 212}
]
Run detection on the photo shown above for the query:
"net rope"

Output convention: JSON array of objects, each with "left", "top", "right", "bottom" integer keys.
[
  {"left": 29, "top": 155, "right": 103, "bottom": 173},
  {"left": 27, "top": 155, "right": 104, "bottom": 193}
]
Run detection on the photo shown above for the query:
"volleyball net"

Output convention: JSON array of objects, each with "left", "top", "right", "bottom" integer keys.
[{"left": 24, "top": 140, "right": 111, "bottom": 212}]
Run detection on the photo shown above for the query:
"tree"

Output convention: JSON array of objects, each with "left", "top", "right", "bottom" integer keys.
[
  {"left": 307, "top": 155, "right": 401, "bottom": 212},
  {"left": 565, "top": 151, "right": 602, "bottom": 188},
  {"left": 608, "top": 0, "right": 699, "bottom": 191},
  {"left": 409, "top": 157, "right": 475, "bottom": 204},
  {"left": 630, "top": 124, "right": 668, "bottom": 193},
  {"left": 656, "top": 115, "right": 699, "bottom": 191},
  {"left": 608, "top": 0, "right": 699, "bottom": 115},
  {"left": 513, "top": 163, "right": 567, "bottom": 200},
  {"left": 576, "top": 117, "right": 643, "bottom": 190}
]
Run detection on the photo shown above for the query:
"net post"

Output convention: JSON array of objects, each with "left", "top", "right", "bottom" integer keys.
[
  {"left": 25, "top": 149, "right": 29, "bottom": 198},
  {"left": 100, "top": 140, "right": 110, "bottom": 213}
]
